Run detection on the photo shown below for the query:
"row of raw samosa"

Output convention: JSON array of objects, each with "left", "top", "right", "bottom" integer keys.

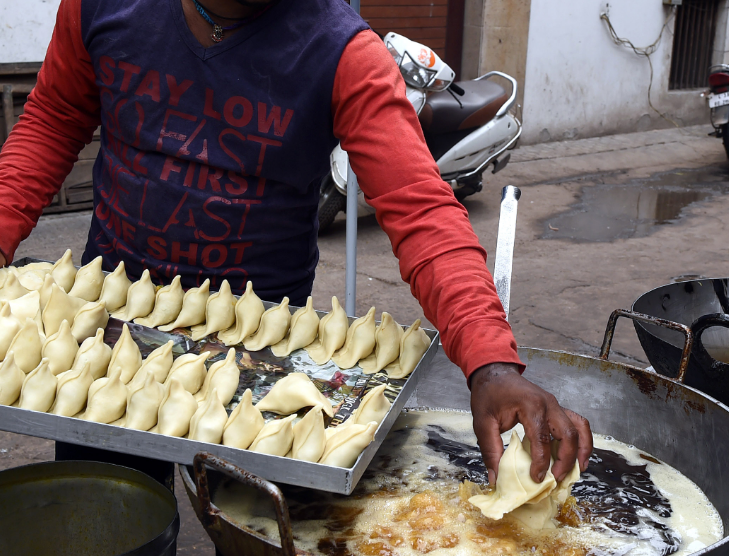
[
  {"left": 0, "top": 321, "right": 391, "bottom": 467},
  {"left": 0, "top": 251, "right": 431, "bottom": 377}
]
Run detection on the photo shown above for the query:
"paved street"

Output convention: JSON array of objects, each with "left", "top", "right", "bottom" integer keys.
[{"left": 4, "top": 123, "right": 729, "bottom": 553}]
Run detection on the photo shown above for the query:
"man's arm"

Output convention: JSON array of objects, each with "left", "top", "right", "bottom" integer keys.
[
  {"left": 0, "top": 0, "right": 101, "bottom": 263},
  {"left": 331, "top": 30, "right": 592, "bottom": 482}
]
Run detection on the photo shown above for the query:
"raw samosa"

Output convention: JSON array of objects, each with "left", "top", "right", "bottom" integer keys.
[
  {"left": 128, "top": 340, "right": 175, "bottom": 390},
  {"left": 195, "top": 348, "right": 240, "bottom": 405},
  {"left": 42, "top": 320, "right": 78, "bottom": 375},
  {"left": 218, "top": 281, "right": 265, "bottom": 346},
  {"left": 108, "top": 323, "right": 142, "bottom": 384},
  {"left": 249, "top": 414, "right": 296, "bottom": 456},
  {"left": 189, "top": 389, "right": 228, "bottom": 444},
  {"left": 0, "top": 302, "right": 21, "bottom": 360},
  {"left": 113, "top": 269, "right": 155, "bottom": 321},
  {"left": 360, "top": 312, "right": 403, "bottom": 374},
  {"left": 134, "top": 275, "right": 183, "bottom": 328},
  {"left": 50, "top": 249, "right": 77, "bottom": 293},
  {"left": 190, "top": 280, "right": 236, "bottom": 341},
  {"left": 385, "top": 319, "right": 430, "bottom": 379},
  {"left": 256, "top": 372, "right": 334, "bottom": 417},
  {"left": 10, "top": 267, "right": 44, "bottom": 291},
  {"left": 0, "top": 272, "right": 30, "bottom": 301},
  {"left": 68, "top": 256, "right": 104, "bottom": 302},
  {"left": 165, "top": 351, "right": 210, "bottom": 394},
  {"left": 19, "top": 359, "right": 57, "bottom": 412},
  {"left": 305, "top": 296, "right": 348, "bottom": 365},
  {"left": 468, "top": 431, "right": 558, "bottom": 520},
  {"left": 271, "top": 297, "right": 319, "bottom": 357},
  {"left": 157, "top": 378, "right": 198, "bottom": 437},
  {"left": 84, "top": 366, "right": 127, "bottom": 424},
  {"left": 98, "top": 262, "right": 132, "bottom": 312},
  {"left": 70, "top": 300, "right": 109, "bottom": 343},
  {"left": 243, "top": 297, "right": 291, "bottom": 352},
  {"left": 8, "top": 291, "right": 42, "bottom": 330},
  {"left": 42, "top": 283, "right": 85, "bottom": 337},
  {"left": 291, "top": 405, "right": 326, "bottom": 462},
  {"left": 332, "top": 307, "right": 376, "bottom": 369},
  {"left": 319, "top": 421, "right": 378, "bottom": 468},
  {"left": 222, "top": 389, "right": 264, "bottom": 449},
  {"left": 71, "top": 328, "right": 112, "bottom": 380},
  {"left": 350, "top": 384, "right": 390, "bottom": 426},
  {"left": 8, "top": 318, "right": 44, "bottom": 373},
  {"left": 0, "top": 352, "right": 24, "bottom": 406},
  {"left": 126, "top": 370, "right": 165, "bottom": 431},
  {"left": 38, "top": 274, "right": 56, "bottom": 310},
  {"left": 51, "top": 361, "right": 94, "bottom": 417},
  {"left": 158, "top": 279, "right": 210, "bottom": 332}
]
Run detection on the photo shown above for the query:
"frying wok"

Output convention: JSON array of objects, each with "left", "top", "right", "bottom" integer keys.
[
  {"left": 630, "top": 278, "right": 729, "bottom": 404},
  {"left": 181, "top": 344, "right": 729, "bottom": 556}
]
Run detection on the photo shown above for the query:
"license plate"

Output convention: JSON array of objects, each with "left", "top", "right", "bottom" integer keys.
[{"left": 709, "top": 92, "right": 729, "bottom": 108}]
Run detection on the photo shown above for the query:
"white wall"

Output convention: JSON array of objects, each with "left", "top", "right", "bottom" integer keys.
[
  {"left": 0, "top": 0, "right": 62, "bottom": 64},
  {"left": 521, "top": 0, "right": 713, "bottom": 144}
]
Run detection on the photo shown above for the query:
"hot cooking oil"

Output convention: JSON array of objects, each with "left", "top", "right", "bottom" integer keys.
[{"left": 213, "top": 410, "right": 722, "bottom": 556}]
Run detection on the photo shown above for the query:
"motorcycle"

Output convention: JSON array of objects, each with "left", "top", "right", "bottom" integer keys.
[
  {"left": 707, "top": 64, "right": 729, "bottom": 157},
  {"left": 318, "top": 31, "right": 522, "bottom": 232}
]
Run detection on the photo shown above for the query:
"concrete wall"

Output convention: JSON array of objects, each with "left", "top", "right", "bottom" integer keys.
[
  {"left": 520, "top": 0, "right": 719, "bottom": 144},
  {"left": 472, "top": 0, "right": 531, "bottom": 110},
  {"left": 0, "top": 1, "right": 61, "bottom": 64}
]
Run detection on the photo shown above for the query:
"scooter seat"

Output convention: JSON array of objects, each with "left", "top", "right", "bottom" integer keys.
[{"left": 419, "top": 79, "right": 508, "bottom": 135}]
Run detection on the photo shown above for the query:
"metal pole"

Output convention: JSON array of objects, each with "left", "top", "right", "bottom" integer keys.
[
  {"left": 344, "top": 0, "right": 360, "bottom": 317},
  {"left": 345, "top": 161, "right": 358, "bottom": 317}
]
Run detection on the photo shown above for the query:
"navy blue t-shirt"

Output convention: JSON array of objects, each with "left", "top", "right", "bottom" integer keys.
[{"left": 79, "top": 0, "right": 368, "bottom": 303}]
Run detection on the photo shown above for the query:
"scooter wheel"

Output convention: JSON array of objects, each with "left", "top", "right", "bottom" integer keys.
[
  {"left": 723, "top": 123, "right": 729, "bottom": 160},
  {"left": 318, "top": 175, "right": 346, "bottom": 233}
]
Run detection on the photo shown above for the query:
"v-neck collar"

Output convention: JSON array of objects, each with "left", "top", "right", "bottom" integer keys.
[{"left": 169, "top": 0, "right": 290, "bottom": 60}]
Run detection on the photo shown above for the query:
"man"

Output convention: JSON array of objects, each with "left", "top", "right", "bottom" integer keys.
[{"left": 0, "top": 0, "right": 592, "bottom": 485}]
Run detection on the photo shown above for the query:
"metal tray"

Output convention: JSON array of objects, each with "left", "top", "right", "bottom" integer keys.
[{"left": 0, "top": 257, "right": 440, "bottom": 494}]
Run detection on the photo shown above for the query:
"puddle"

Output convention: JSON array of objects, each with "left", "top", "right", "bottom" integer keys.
[{"left": 542, "top": 165, "right": 729, "bottom": 242}]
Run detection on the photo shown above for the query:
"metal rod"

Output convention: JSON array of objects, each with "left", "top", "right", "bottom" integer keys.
[
  {"left": 492, "top": 185, "right": 521, "bottom": 321},
  {"left": 344, "top": 0, "right": 360, "bottom": 318},
  {"left": 345, "top": 161, "right": 358, "bottom": 317}
]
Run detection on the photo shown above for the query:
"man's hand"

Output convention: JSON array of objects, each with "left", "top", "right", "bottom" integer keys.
[{"left": 470, "top": 362, "right": 592, "bottom": 485}]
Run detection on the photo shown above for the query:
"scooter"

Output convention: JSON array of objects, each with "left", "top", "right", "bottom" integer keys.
[
  {"left": 318, "top": 32, "right": 522, "bottom": 232},
  {"left": 707, "top": 64, "right": 729, "bottom": 158}
]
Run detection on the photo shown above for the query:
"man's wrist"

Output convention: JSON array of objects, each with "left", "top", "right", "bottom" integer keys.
[{"left": 469, "top": 362, "right": 521, "bottom": 389}]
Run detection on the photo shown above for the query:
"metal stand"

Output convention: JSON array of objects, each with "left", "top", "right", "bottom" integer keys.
[
  {"left": 344, "top": 0, "right": 360, "bottom": 318},
  {"left": 345, "top": 161, "right": 358, "bottom": 317}
]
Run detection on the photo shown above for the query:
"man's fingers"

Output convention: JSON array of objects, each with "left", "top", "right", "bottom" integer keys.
[
  {"left": 565, "top": 408, "right": 593, "bottom": 472},
  {"left": 473, "top": 417, "right": 505, "bottom": 484},
  {"left": 521, "top": 403, "right": 552, "bottom": 483},
  {"left": 548, "top": 407, "right": 580, "bottom": 482}
]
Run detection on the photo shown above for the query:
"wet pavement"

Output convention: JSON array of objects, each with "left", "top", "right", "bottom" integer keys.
[
  {"left": 5, "top": 123, "right": 729, "bottom": 554},
  {"left": 541, "top": 164, "right": 729, "bottom": 242}
]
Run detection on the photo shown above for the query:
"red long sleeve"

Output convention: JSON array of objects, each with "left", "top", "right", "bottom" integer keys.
[
  {"left": 0, "top": 0, "right": 100, "bottom": 262},
  {"left": 332, "top": 30, "right": 524, "bottom": 380}
]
